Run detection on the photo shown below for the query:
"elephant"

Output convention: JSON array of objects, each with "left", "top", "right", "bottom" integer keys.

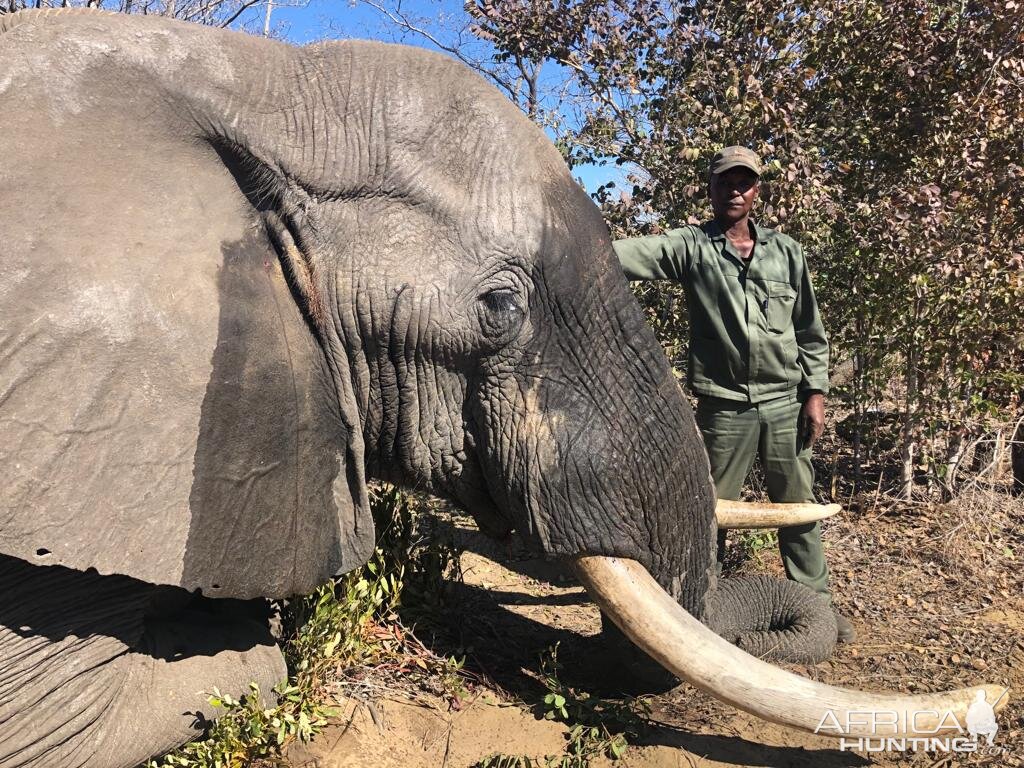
[{"left": 0, "top": 9, "right": 1005, "bottom": 767}]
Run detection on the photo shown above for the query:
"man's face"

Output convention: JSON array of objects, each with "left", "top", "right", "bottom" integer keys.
[{"left": 709, "top": 167, "right": 760, "bottom": 224}]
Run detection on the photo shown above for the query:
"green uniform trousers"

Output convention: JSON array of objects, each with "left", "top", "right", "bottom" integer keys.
[{"left": 695, "top": 392, "right": 830, "bottom": 596}]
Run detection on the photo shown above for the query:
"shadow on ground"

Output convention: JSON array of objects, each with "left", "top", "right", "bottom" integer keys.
[{"left": 637, "top": 725, "right": 870, "bottom": 767}]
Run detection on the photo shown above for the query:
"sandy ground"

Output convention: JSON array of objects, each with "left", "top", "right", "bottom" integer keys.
[{"left": 285, "top": 477, "right": 1024, "bottom": 768}]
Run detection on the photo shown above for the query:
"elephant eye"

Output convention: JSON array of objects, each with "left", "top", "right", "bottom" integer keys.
[
  {"left": 483, "top": 288, "right": 520, "bottom": 315},
  {"left": 479, "top": 287, "right": 526, "bottom": 343}
]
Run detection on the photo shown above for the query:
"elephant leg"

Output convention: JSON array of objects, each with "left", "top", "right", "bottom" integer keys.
[{"left": 0, "top": 554, "right": 287, "bottom": 768}]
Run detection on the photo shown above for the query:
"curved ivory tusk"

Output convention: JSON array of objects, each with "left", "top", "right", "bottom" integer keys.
[
  {"left": 572, "top": 555, "right": 1009, "bottom": 738},
  {"left": 716, "top": 500, "right": 841, "bottom": 529}
]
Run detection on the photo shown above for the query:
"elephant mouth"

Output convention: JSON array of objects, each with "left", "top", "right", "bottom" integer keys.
[{"left": 572, "top": 555, "right": 1009, "bottom": 739}]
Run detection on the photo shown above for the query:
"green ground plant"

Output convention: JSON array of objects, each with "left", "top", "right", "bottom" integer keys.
[
  {"left": 369, "top": 484, "right": 463, "bottom": 618},
  {"left": 716, "top": 532, "right": 778, "bottom": 573},
  {"left": 476, "top": 644, "right": 650, "bottom": 768}
]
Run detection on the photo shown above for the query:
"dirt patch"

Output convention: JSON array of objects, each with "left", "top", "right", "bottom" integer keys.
[
  {"left": 287, "top": 694, "right": 568, "bottom": 768},
  {"left": 981, "top": 608, "right": 1024, "bottom": 631},
  {"left": 289, "top": 488, "right": 1024, "bottom": 767}
]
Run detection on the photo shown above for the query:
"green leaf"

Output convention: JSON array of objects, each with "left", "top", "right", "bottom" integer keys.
[{"left": 322, "top": 632, "right": 342, "bottom": 657}]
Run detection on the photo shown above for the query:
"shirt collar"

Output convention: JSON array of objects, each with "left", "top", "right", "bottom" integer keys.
[
  {"left": 705, "top": 219, "right": 771, "bottom": 245},
  {"left": 753, "top": 222, "right": 771, "bottom": 245}
]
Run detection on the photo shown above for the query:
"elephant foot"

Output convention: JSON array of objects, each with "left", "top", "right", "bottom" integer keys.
[{"left": 0, "top": 554, "right": 287, "bottom": 768}]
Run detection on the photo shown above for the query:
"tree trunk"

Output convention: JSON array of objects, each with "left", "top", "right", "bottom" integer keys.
[
  {"left": 900, "top": 347, "right": 918, "bottom": 500},
  {"left": 1012, "top": 416, "right": 1024, "bottom": 496},
  {"left": 941, "top": 431, "right": 965, "bottom": 500},
  {"left": 852, "top": 313, "right": 866, "bottom": 493}
]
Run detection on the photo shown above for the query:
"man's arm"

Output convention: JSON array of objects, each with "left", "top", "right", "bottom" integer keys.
[
  {"left": 793, "top": 247, "right": 829, "bottom": 446},
  {"left": 612, "top": 227, "right": 699, "bottom": 281},
  {"left": 792, "top": 248, "right": 830, "bottom": 395}
]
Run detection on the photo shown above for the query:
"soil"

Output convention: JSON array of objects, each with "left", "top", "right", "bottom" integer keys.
[{"left": 287, "top": 480, "right": 1024, "bottom": 768}]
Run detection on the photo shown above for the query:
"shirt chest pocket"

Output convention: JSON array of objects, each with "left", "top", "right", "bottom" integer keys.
[{"left": 766, "top": 281, "right": 797, "bottom": 333}]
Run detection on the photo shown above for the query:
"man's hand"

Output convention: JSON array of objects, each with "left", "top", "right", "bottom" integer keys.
[{"left": 800, "top": 392, "right": 825, "bottom": 448}]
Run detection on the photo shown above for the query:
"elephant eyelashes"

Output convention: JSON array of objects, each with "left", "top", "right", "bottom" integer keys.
[{"left": 479, "top": 288, "right": 526, "bottom": 344}]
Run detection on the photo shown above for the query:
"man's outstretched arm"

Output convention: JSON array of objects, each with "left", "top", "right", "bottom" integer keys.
[{"left": 612, "top": 227, "right": 700, "bottom": 282}]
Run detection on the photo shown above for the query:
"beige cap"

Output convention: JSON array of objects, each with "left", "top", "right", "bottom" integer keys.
[{"left": 710, "top": 146, "right": 762, "bottom": 177}]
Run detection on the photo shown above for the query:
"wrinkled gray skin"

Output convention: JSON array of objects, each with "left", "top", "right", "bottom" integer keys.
[{"left": 0, "top": 10, "right": 833, "bottom": 767}]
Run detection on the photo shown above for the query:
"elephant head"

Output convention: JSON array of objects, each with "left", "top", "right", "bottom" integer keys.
[{"left": 0, "top": 9, "right": 1005, "bottom": 768}]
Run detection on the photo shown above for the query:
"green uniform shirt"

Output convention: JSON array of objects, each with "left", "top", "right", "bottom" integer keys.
[{"left": 614, "top": 220, "right": 829, "bottom": 403}]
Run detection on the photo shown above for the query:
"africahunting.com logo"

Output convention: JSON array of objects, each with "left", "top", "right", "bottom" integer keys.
[{"left": 814, "top": 689, "right": 1009, "bottom": 754}]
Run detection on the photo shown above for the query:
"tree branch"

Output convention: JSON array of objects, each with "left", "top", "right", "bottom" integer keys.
[{"left": 217, "top": 0, "right": 262, "bottom": 28}]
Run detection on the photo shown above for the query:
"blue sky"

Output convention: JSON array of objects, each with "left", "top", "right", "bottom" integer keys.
[
  {"left": 263, "top": 0, "right": 399, "bottom": 43},
  {"left": 232, "top": 0, "right": 624, "bottom": 194}
]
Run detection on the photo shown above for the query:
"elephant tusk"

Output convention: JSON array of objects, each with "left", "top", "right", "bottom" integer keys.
[
  {"left": 571, "top": 555, "right": 1009, "bottom": 739},
  {"left": 715, "top": 499, "right": 841, "bottom": 529}
]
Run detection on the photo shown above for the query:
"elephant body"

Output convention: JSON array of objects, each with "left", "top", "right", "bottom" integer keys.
[
  {"left": 0, "top": 10, "right": 834, "bottom": 767},
  {"left": 0, "top": 555, "right": 284, "bottom": 766}
]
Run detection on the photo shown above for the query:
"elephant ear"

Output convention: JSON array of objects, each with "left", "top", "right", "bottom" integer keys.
[
  {"left": 176, "top": 221, "right": 377, "bottom": 599},
  {"left": 0, "top": 139, "right": 375, "bottom": 600}
]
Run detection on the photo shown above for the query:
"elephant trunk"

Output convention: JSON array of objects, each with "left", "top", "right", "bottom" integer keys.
[
  {"left": 574, "top": 556, "right": 1009, "bottom": 739},
  {"left": 495, "top": 228, "right": 840, "bottom": 665},
  {"left": 480, "top": 251, "right": 720, "bottom": 621},
  {"left": 703, "top": 575, "right": 836, "bottom": 663}
]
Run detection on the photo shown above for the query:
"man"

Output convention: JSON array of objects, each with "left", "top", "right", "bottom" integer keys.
[{"left": 613, "top": 146, "right": 855, "bottom": 642}]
